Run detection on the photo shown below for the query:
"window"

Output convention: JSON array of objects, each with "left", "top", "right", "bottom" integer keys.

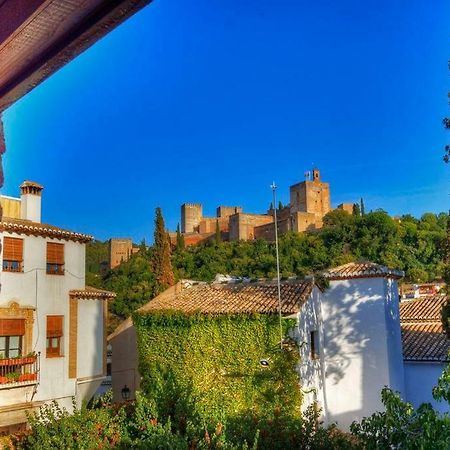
[
  {"left": 3, "top": 237, "right": 23, "bottom": 272},
  {"left": 46, "top": 316, "right": 63, "bottom": 357},
  {"left": 46, "top": 243, "right": 64, "bottom": 275},
  {"left": 0, "top": 319, "right": 25, "bottom": 358},
  {"left": 310, "top": 330, "right": 319, "bottom": 360}
]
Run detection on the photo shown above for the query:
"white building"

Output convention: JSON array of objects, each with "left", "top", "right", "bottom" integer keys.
[
  {"left": 109, "top": 261, "right": 449, "bottom": 430},
  {"left": 0, "top": 181, "right": 115, "bottom": 434}
]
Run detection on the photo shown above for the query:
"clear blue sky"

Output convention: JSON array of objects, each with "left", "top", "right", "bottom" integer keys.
[{"left": 2, "top": 0, "right": 449, "bottom": 243}]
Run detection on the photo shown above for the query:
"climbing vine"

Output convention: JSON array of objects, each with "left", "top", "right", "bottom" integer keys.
[{"left": 133, "top": 311, "right": 301, "bottom": 445}]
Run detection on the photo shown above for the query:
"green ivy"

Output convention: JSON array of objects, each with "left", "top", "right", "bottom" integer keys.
[{"left": 133, "top": 311, "right": 302, "bottom": 445}]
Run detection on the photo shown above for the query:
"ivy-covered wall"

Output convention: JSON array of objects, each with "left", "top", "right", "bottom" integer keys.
[{"left": 134, "top": 312, "right": 301, "bottom": 434}]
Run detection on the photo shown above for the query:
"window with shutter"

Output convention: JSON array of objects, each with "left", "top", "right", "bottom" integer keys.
[
  {"left": 46, "top": 243, "right": 64, "bottom": 275},
  {"left": 0, "top": 319, "right": 25, "bottom": 358},
  {"left": 46, "top": 315, "right": 63, "bottom": 357},
  {"left": 2, "top": 237, "right": 24, "bottom": 272}
]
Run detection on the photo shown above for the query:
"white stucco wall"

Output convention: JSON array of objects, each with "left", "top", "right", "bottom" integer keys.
[
  {"left": 20, "top": 193, "right": 41, "bottom": 223},
  {"left": 0, "top": 231, "right": 99, "bottom": 414},
  {"left": 77, "top": 298, "right": 104, "bottom": 379},
  {"left": 297, "top": 286, "right": 326, "bottom": 413},
  {"left": 319, "top": 276, "right": 404, "bottom": 430},
  {"left": 404, "top": 362, "right": 449, "bottom": 414}
]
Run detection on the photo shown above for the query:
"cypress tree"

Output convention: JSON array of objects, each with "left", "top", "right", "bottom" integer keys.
[
  {"left": 278, "top": 201, "right": 284, "bottom": 210},
  {"left": 269, "top": 202, "right": 274, "bottom": 211},
  {"left": 360, "top": 198, "right": 366, "bottom": 216},
  {"left": 352, "top": 203, "right": 361, "bottom": 216},
  {"left": 215, "top": 220, "right": 222, "bottom": 245},
  {"left": 152, "top": 207, "right": 175, "bottom": 292},
  {"left": 176, "top": 223, "right": 185, "bottom": 251}
]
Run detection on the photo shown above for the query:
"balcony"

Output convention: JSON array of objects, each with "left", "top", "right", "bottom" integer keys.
[{"left": 0, "top": 353, "right": 40, "bottom": 389}]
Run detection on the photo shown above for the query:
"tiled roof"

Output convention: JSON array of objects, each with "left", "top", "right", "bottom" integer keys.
[
  {"left": 400, "top": 295, "right": 446, "bottom": 323},
  {"left": 0, "top": 218, "right": 93, "bottom": 243},
  {"left": 140, "top": 280, "right": 314, "bottom": 316},
  {"left": 400, "top": 295, "right": 449, "bottom": 362},
  {"left": 323, "top": 261, "right": 404, "bottom": 280},
  {"left": 70, "top": 286, "right": 116, "bottom": 300}
]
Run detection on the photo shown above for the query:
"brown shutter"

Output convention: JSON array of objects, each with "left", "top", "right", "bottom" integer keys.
[
  {"left": 0, "top": 319, "right": 25, "bottom": 336},
  {"left": 47, "top": 316, "right": 63, "bottom": 337},
  {"left": 47, "top": 243, "right": 64, "bottom": 264},
  {"left": 3, "top": 237, "right": 23, "bottom": 261}
]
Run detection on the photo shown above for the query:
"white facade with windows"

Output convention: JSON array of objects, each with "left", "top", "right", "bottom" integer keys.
[{"left": 0, "top": 182, "right": 114, "bottom": 434}]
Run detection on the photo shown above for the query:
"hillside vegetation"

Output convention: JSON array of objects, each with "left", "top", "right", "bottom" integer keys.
[{"left": 87, "top": 210, "right": 448, "bottom": 321}]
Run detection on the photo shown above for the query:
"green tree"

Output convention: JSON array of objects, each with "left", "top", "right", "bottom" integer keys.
[
  {"left": 278, "top": 201, "right": 284, "bottom": 210},
  {"left": 360, "top": 198, "right": 365, "bottom": 216},
  {"left": 352, "top": 203, "right": 361, "bottom": 216},
  {"left": 176, "top": 223, "right": 185, "bottom": 251},
  {"left": 152, "top": 207, "right": 175, "bottom": 293}
]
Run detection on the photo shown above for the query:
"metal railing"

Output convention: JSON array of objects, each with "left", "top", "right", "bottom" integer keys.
[{"left": 0, "top": 353, "right": 40, "bottom": 389}]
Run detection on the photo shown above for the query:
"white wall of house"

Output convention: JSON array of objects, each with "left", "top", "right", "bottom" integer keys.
[
  {"left": 0, "top": 231, "right": 103, "bottom": 422},
  {"left": 404, "top": 362, "right": 449, "bottom": 414},
  {"left": 296, "top": 286, "right": 326, "bottom": 413},
  {"left": 298, "top": 276, "right": 405, "bottom": 430}
]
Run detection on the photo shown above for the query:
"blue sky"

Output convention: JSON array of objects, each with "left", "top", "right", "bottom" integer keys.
[{"left": 2, "top": 0, "right": 449, "bottom": 243}]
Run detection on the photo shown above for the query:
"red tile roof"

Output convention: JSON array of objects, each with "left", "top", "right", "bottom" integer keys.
[
  {"left": 0, "top": 217, "right": 93, "bottom": 243},
  {"left": 400, "top": 295, "right": 449, "bottom": 362},
  {"left": 70, "top": 286, "right": 116, "bottom": 300},
  {"left": 323, "top": 261, "right": 404, "bottom": 280},
  {"left": 140, "top": 280, "right": 314, "bottom": 316}
]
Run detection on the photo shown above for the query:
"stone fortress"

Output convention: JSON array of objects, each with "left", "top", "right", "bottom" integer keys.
[{"left": 171, "top": 168, "right": 354, "bottom": 246}]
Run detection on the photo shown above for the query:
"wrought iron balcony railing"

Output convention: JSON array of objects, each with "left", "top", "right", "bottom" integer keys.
[{"left": 0, "top": 353, "right": 40, "bottom": 389}]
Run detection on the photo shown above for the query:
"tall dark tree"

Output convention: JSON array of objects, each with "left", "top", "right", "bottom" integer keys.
[
  {"left": 352, "top": 203, "right": 361, "bottom": 216},
  {"left": 152, "top": 207, "right": 175, "bottom": 292},
  {"left": 360, "top": 198, "right": 366, "bottom": 216},
  {"left": 215, "top": 220, "right": 222, "bottom": 245},
  {"left": 176, "top": 223, "right": 185, "bottom": 251},
  {"left": 278, "top": 201, "right": 284, "bottom": 210},
  {"left": 269, "top": 202, "right": 274, "bottom": 211}
]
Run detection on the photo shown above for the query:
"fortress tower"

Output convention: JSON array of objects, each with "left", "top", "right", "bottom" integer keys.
[
  {"left": 289, "top": 168, "right": 331, "bottom": 227},
  {"left": 181, "top": 203, "right": 203, "bottom": 233}
]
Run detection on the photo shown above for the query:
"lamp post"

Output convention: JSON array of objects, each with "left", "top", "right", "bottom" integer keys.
[{"left": 270, "top": 182, "right": 283, "bottom": 349}]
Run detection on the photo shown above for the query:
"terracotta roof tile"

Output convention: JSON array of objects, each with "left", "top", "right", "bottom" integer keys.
[
  {"left": 400, "top": 295, "right": 447, "bottom": 323},
  {"left": 70, "top": 286, "right": 116, "bottom": 300},
  {"left": 400, "top": 295, "right": 449, "bottom": 362},
  {"left": 140, "top": 280, "right": 314, "bottom": 316},
  {"left": 323, "top": 261, "right": 404, "bottom": 280},
  {"left": 0, "top": 217, "right": 93, "bottom": 243}
]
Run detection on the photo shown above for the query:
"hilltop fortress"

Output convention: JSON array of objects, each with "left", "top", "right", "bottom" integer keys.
[{"left": 171, "top": 168, "right": 354, "bottom": 246}]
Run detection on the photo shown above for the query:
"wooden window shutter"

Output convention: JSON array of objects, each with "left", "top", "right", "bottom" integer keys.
[
  {"left": 47, "top": 243, "right": 64, "bottom": 264},
  {"left": 0, "top": 319, "right": 25, "bottom": 336},
  {"left": 3, "top": 237, "right": 23, "bottom": 261},
  {"left": 47, "top": 316, "right": 63, "bottom": 338}
]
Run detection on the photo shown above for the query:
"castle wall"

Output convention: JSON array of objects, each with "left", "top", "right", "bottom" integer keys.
[
  {"left": 181, "top": 203, "right": 203, "bottom": 233},
  {"left": 229, "top": 213, "right": 273, "bottom": 241},
  {"left": 109, "top": 238, "right": 133, "bottom": 269},
  {"left": 216, "top": 206, "right": 242, "bottom": 218},
  {"left": 199, "top": 216, "right": 230, "bottom": 234},
  {"left": 337, "top": 203, "right": 354, "bottom": 214}
]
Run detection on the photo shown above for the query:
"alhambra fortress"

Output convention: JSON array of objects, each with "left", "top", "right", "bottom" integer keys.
[{"left": 169, "top": 168, "right": 354, "bottom": 247}]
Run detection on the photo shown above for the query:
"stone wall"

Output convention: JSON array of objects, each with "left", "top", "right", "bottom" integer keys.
[
  {"left": 229, "top": 213, "right": 273, "bottom": 241},
  {"left": 181, "top": 203, "right": 202, "bottom": 233}
]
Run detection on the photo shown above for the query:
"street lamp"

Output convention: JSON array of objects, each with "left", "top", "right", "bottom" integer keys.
[
  {"left": 270, "top": 182, "right": 283, "bottom": 349},
  {"left": 121, "top": 384, "right": 130, "bottom": 401}
]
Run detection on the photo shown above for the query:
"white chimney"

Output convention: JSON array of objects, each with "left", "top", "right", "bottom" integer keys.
[{"left": 20, "top": 181, "right": 43, "bottom": 223}]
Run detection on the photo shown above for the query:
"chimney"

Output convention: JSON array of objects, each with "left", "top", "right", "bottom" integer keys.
[{"left": 20, "top": 181, "right": 43, "bottom": 223}]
